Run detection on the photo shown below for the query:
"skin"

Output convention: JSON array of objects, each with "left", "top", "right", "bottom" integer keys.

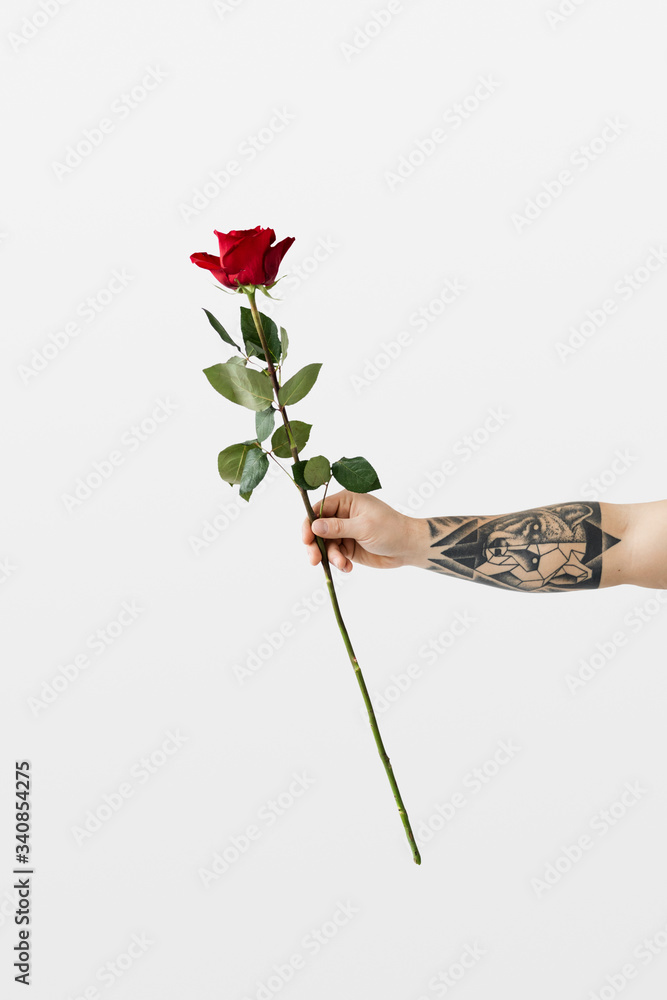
[{"left": 302, "top": 492, "right": 667, "bottom": 591}]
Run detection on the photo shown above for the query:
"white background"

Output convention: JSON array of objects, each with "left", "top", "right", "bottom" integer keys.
[{"left": 2, "top": 0, "right": 667, "bottom": 997}]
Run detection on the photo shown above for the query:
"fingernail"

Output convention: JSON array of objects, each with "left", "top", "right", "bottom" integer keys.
[{"left": 314, "top": 520, "right": 328, "bottom": 535}]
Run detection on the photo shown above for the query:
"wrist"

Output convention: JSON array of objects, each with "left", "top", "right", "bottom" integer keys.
[{"left": 401, "top": 515, "right": 431, "bottom": 568}]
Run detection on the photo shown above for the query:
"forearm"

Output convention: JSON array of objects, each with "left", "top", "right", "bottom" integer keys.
[{"left": 403, "top": 500, "right": 667, "bottom": 593}]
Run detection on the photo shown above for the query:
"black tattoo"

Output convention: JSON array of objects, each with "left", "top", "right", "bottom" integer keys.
[{"left": 427, "top": 502, "right": 620, "bottom": 593}]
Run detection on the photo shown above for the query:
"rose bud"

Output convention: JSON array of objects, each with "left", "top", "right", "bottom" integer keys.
[{"left": 190, "top": 226, "right": 295, "bottom": 290}]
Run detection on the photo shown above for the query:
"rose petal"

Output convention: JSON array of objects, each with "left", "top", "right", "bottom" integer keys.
[
  {"left": 190, "top": 252, "right": 223, "bottom": 271},
  {"left": 215, "top": 227, "right": 268, "bottom": 260},
  {"left": 215, "top": 229, "right": 244, "bottom": 260},
  {"left": 223, "top": 228, "right": 276, "bottom": 285},
  {"left": 263, "top": 236, "right": 295, "bottom": 283},
  {"left": 190, "top": 252, "right": 235, "bottom": 288}
]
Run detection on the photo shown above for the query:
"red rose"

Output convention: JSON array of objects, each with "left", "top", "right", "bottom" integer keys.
[{"left": 191, "top": 226, "right": 295, "bottom": 289}]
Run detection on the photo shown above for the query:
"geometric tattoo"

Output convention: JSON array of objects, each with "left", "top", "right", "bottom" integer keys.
[{"left": 427, "top": 502, "right": 621, "bottom": 593}]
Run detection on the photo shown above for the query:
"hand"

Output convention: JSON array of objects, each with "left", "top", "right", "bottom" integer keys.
[{"left": 301, "top": 490, "right": 426, "bottom": 572}]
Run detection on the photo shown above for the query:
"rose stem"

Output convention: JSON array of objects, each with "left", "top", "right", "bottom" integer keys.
[{"left": 246, "top": 288, "right": 421, "bottom": 865}]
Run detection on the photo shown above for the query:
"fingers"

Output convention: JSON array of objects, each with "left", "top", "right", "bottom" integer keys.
[
  {"left": 315, "top": 491, "right": 354, "bottom": 520},
  {"left": 324, "top": 540, "right": 354, "bottom": 573},
  {"left": 304, "top": 537, "right": 354, "bottom": 571},
  {"left": 301, "top": 490, "right": 351, "bottom": 545},
  {"left": 311, "top": 513, "right": 366, "bottom": 541},
  {"left": 302, "top": 517, "right": 316, "bottom": 546},
  {"left": 302, "top": 491, "right": 358, "bottom": 571},
  {"left": 301, "top": 492, "right": 351, "bottom": 544}
]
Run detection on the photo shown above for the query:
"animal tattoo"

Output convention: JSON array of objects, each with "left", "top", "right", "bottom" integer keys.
[{"left": 427, "top": 502, "right": 621, "bottom": 592}]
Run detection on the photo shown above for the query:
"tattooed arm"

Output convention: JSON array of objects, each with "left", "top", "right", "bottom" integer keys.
[
  {"left": 423, "top": 502, "right": 624, "bottom": 592},
  {"left": 302, "top": 492, "right": 667, "bottom": 592}
]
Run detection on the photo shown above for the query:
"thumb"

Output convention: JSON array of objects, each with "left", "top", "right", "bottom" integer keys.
[{"left": 311, "top": 516, "right": 364, "bottom": 539}]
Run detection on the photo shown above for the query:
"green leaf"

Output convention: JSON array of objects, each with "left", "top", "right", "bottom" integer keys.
[
  {"left": 218, "top": 442, "right": 253, "bottom": 485},
  {"left": 240, "top": 307, "right": 281, "bottom": 364},
  {"left": 304, "top": 455, "right": 331, "bottom": 489},
  {"left": 239, "top": 447, "right": 269, "bottom": 494},
  {"left": 202, "top": 308, "right": 239, "bottom": 349},
  {"left": 278, "top": 363, "right": 322, "bottom": 407},
  {"left": 204, "top": 360, "right": 274, "bottom": 412},
  {"left": 291, "top": 460, "right": 310, "bottom": 490},
  {"left": 271, "top": 421, "right": 312, "bottom": 459},
  {"left": 240, "top": 489, "right": 253, "bottom": 502},
  {"left": 332, "top": 456, "right": 382, "bottom": 493},
  {"left": 280, "top": 326, "right": 289, "bottom": 362},
  {"left": 227, "top": 356, "right": 247, "bottom": 366},
  {"left": 255, "top": 407, "right": 275, "bottom": 442}
]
